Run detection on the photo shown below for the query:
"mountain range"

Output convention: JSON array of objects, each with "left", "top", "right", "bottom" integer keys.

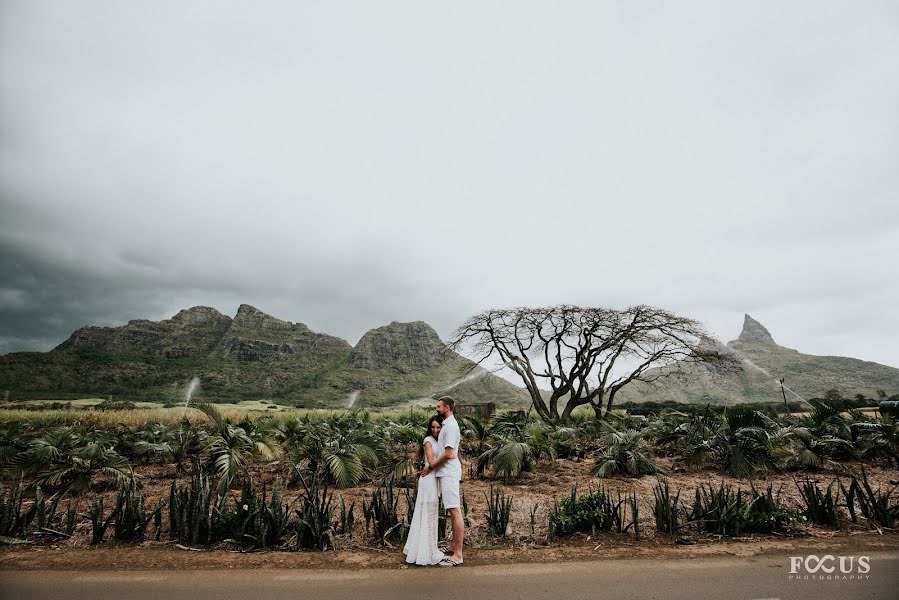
[
  {"left": 1, "top": 308, "right": 897, "bottom": 408},
  {"left": 619, "top": 314, "right": 899, "bottom": 405},
  {"left": 0, "top": 305, "right": 528, "bottom": 408}
]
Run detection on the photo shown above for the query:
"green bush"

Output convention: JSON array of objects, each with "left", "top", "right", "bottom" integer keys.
[
  {"left": 744, "top": 484, "right": 797, "bottom": 533},
  {"left": 548, "top": 486, "right": 613, "bottom": 538}
]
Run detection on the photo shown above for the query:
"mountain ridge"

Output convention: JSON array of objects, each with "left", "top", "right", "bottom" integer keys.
[
  {"left": 620, "top": 313, "right": 899, "bottom": 404},
  {"left": 0, "top": 305, "right": 528, "bottom": 408}
]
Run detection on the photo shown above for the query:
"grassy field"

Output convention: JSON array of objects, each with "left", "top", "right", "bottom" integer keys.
[{"left": 0, "top": 397, "right": 435, "bottom": 427}]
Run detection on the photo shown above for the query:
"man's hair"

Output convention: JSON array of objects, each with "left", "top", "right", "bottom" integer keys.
[{"left": 437, "top": 396, "right": 455, "bottom": 411}]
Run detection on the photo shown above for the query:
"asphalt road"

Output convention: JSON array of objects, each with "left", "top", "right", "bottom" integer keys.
[{"left": 2, "top": 552, "right": 897, "bottom": 600}]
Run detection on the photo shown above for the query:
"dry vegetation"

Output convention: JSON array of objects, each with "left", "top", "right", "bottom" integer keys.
[{"left": 1, "top": 401, "right": 897, "bottom": 570}]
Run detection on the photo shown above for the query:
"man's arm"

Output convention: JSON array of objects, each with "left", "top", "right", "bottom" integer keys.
[{"left": 429, "top": 445, "right": 456, "bottom": 469}]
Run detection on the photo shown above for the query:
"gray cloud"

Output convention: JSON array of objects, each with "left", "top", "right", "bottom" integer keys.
[{"left": 1, "top": 1, "right": 897, "bottom": 366}]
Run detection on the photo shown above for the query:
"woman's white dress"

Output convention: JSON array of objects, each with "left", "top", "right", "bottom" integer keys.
[{"left": 403, "top": 436, "right": 444, "bottom": 565}]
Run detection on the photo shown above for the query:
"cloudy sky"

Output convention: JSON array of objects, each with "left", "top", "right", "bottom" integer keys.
[{"left": 1, "top": 1, "right": 897, "bottom": 367}]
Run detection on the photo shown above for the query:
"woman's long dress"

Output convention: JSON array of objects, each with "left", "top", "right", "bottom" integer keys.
[{"left": 402, "top": 436, "right": 444, "bottom": 565}]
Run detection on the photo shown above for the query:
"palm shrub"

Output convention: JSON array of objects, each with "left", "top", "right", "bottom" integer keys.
[
  {"left": 170, "top": 419, "right": 206, "bottom": 474},
  {"left": 787, "top": 427, "right": 853, "bottom": 470},
  {"left": 478, "top": 420, "right": 561, "bottom": 481},
  {"left": 796, "top": 478, "right": 841, "bottom": 527},
  {"left": 0, "top": 422, "right": 28, "bottom": 469},
  {"left": 197, "top": 402, "right": 278, "bottom": 494},
  {"left": 460, "top": 414, "right": 491, "bottom": 457},
  {"left": 656, "top": 407, "right": 797, "bottom": 477},
  {"left": 382, "top": 421, "right": 422, "bottom": 482},
  {"left": 283, "top": 413, "right": 385, "bottom": 488},
  {"left": 14, "top": 427, "right": 133, "bottom": 495},
  {"left": 854, "top": 416, "right": 899, "bottom": 469},
  {"left": 484, "top": 484, "right": 513, "bottom": 538},
  {"left": 789, "top": 401, "right": 856, "bottom": 463},
  {"left": 118, "top": 422, "right": 175, "bottom": 465},
  {"left": 592, "top": 421, "right": 669, "bottom": 478}
]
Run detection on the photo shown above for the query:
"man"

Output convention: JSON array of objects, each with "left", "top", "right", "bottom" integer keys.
[{"left": 422, "top": 396, "right": 464, "bottom": 566}]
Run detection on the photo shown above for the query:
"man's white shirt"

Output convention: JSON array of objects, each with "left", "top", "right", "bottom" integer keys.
[{"left": 435, "top": 414, "right": 462, "bottom": 480}]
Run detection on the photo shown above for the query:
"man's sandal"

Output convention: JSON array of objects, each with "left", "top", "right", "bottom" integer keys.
[
  {"left": 438, "top": 558, "right": 462, "bottom": 567},
  {"left": 438, "top": 546, "right": 452, "bottom": 555}
]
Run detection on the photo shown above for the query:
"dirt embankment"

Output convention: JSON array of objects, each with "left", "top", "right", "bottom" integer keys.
[{"left": 2, "top": 458, "right": 897, "bottom": 571}]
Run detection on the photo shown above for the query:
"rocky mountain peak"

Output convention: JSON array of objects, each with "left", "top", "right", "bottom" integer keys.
[
  {"left": 231, "top": 304, "right": 307, "bottom": 333},
  {"left": 734, "top": 314, "right": 776, "bottom": 346},
  {"left": 351, "top": 321, "right": 447, "bottom": 372},
  {"left": 171, "top": 306, "right": 229, "bottom": 325}
]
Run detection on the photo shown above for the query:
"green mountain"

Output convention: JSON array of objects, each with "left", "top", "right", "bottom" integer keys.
[
  {"left": 620, "top": 314, "right": 899, "bottom": 405},
  {"left": 0, "top": 305, "right": 529, "bottom": 409}
]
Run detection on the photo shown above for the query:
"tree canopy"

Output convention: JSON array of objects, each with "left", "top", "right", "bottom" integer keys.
[{"left": 451, "top": 305, "right": 739, "bottom": 421}]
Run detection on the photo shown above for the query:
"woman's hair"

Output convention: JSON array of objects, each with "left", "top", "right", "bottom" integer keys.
[{"left": 418, "top": 415, "right": 443, "bottom": 463}]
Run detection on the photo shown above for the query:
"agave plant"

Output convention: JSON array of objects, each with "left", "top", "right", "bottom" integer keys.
[{"left": 592, "top": 421, "right": 669, "bottom": 477}]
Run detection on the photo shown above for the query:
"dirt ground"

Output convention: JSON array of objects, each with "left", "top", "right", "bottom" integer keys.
[{"left": 2, "top": 458, "right": 897, "bottom": 571}]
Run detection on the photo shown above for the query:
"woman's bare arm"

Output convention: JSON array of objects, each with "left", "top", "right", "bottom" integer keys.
[{"left": 424, "top": 440, "right": 436, "bottom": 464}]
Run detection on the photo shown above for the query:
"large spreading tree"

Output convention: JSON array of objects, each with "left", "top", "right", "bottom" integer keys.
[{"left": 451, "top": 305, "right": 738, "bottom": 421}]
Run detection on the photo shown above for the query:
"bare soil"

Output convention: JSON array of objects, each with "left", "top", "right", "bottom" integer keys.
[{"left": 2, "top": 458, "right": 897, "bottom": 571}]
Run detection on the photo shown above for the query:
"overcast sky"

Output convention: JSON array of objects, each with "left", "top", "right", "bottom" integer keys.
[{"left": 1, "top": 1, "right": 897, "bottom": 368}]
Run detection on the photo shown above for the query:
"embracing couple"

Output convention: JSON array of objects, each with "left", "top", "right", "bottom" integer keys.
[{"left": 403, "top": 396, "right": 464, "bottom": 567}]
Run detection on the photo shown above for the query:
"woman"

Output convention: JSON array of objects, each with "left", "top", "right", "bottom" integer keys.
[{"left": 403, "top": 415, "right": 446, "bottom": 565}]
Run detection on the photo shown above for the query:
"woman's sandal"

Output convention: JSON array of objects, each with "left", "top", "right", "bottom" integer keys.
[{"left": 438, "top": 558, "right": 462, "bottom": 567}]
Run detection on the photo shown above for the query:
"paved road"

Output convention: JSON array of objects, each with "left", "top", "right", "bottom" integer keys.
[{"left": 2, "top": 552, "right": 897, "bottom": 600}]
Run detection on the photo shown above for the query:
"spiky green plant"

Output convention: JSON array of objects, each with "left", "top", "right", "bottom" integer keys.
[
  {"left": 652, "top": 479, "right": 682, "bottom": 535},
  {"left": 843, "top": 468, "right": 899, "bottom": 529},
  {"left": 113, "top": 482, "right": 165, "bottom": 543},
  {"left": 87, "top": 496, "right": 117, "bottom": 545},
  {"left": 168, "top": 467, "right": 214, "bottom": 546},
  {"left": 796, "top": 478, "right": 841, "bottom": 527},
  {"left": 293, "top": 465, "right": 335, "bottom": 551},
  {"left": 548, "top": 486, "right": 614, "bottom": 539},
  {"left": 484, "top": 484, "right": 513, "bottom": 538},
  {"left": 361, "top": 478, "right": 406, "bottom": 545}
]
